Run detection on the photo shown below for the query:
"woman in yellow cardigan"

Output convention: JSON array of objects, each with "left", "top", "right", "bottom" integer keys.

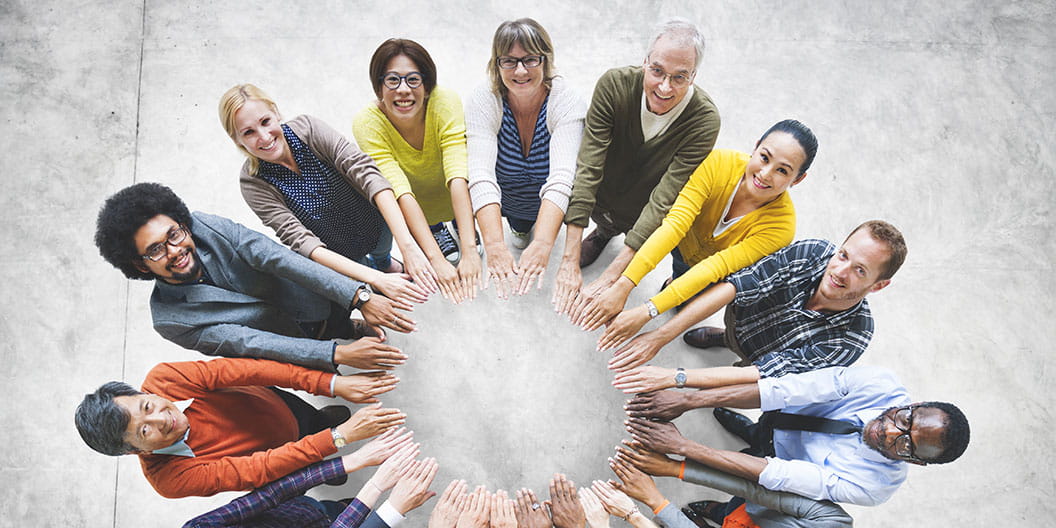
[
  {"left": 353, "top": 38, "right": 482, "bottom": 304},
  {"left": 586, "top": 120, "right": 818, "bottom": 351}
]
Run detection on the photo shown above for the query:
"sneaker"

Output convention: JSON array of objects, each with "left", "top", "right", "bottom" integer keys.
[
  {"left": 511, "top": 229, "right": 531, "bottom": 250},
  {"left": 579, "top": 228, "right": 613, "bottom": 268},
  {"left": 431, "top": 222, "right": 460, "bottom": 263}
]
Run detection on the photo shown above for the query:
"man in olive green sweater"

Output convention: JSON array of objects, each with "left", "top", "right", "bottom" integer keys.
[{"left": 552, "top": 18, "right": 720, "bottom": 316}]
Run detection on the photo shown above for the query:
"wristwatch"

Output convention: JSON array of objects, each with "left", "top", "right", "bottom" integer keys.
[
  {"left": 331, "top": 428, "right": 347, "bottom": 448},
  {"left": 674, "top": 367, "right": 687, "bottom": 389},
  {"left": 645, "top": 300, "right": 659, "bottom": 319},
  {"left": 351, "top": 285, "right": 372, "bottom": 310}
]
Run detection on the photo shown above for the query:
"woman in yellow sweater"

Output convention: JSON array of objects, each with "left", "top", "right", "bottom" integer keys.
[
  {"left": 587, "top": 120, "right": 818, "bottom": 350},
  {"left": 353, "top": 38, "right": 482, "bottom": 304}
]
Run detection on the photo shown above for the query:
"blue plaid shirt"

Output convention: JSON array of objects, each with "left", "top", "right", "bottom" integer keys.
[
  {"left": 726, "top": 239, "right": 873, "bottom": 378},
  {"left": 183, "top": 458, "right": 372, "bottom": 527}
]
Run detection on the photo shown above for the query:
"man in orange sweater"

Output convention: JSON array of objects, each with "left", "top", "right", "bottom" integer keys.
[{"left": 75, "top": 357, "right": 406, "bottom": 498}]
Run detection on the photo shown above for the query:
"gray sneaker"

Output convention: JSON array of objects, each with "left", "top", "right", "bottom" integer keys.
[{"left": 511, "top": 228, "right": 531, "bottom": 250}]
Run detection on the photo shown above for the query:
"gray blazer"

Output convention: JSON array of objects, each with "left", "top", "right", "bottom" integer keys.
[
  {"left": 150, "top": 212, "right": 364, "bottom": 371},
  {"left": 654, "top": 461, "right": 852, "bottom": 528}
]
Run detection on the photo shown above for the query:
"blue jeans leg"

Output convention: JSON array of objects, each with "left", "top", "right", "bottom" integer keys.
[
  {"left": 506, "top": 216, "right": 536, "bottom": 234},
  {"left": 362, "top": 222, "right": 394, "bottom": 271}
]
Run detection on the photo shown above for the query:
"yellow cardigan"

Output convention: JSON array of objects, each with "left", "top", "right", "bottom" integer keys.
[
  {"left": 622, "top": 149, "right": 796, "bottom": 313},
  {"left": 352, "top": 86, "right": 468, "bottom": 224}
]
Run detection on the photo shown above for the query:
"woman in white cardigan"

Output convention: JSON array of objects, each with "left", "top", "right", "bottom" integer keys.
[{"left": 465, "top": 18, "right": 587, "bottom": 298}]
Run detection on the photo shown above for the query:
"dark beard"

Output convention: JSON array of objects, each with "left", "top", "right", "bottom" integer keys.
[{"left": 167, "top": 249, "right": 203, "bottom": 284}]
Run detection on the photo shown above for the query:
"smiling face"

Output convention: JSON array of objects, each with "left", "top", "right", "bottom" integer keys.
[
  {"left": 642, "top": 34, "right": 696, "bottom": 115},
  {"left": 379, "top": 54, "right": 427, "bottom": 126},
  {"left": 499, "top": 42, "right": 546, "bottom": 99},
  {"left": 132, "top": 214, "right": 202, "bottom": 284},
  {"left": 742, "top": 131, "right": 808, "bottom": 203},
  {"left": 813, "top": 228, "right": 892, "bottom": 310},
  {"left": 232, "top": 98, "right": 289, "bottom": 165},
  {"left": 114, "top": 393, "right": 190, "bottom": 453},
  {"left": 863, "top": 404, "right": 948, "bottom": 465}
]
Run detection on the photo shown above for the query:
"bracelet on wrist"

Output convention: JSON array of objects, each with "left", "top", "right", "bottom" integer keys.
[{"left": 621, "top": 506, "right": 640, "bottom": 521}]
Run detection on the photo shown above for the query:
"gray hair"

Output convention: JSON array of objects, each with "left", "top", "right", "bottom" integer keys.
[
  {"left": 646, "top": 18, "right": 706, "bottom": 70},
  {"left": 75, "top": 381, "right": 142, "bottom": 456}
]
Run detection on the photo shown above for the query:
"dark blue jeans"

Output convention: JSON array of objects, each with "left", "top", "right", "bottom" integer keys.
[{"left": 506, "top": 215, "right": 535, "bottom": 234}]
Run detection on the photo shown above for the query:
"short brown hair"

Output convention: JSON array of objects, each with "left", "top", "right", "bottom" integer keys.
[
  {"left": 846, "top": 220, "right": 907, "bottom": 281},
  {"left": 368, "top": 38, "right": 437, "bottom": 99},
  {"left": 486, "top": 18, "right": 555, "bottom": 97}
]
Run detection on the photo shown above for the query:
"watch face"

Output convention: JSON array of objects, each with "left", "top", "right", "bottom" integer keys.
[
  {"left": 675, "top": 372, "right": 687, "bottom": 386},
  {"left": 358, "top": 289, "right": 370, "bottom": 302}
]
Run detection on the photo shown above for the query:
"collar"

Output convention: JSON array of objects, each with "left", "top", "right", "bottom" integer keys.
[{"left": 150, "top": 399, "right": 195, "bottom": 458}]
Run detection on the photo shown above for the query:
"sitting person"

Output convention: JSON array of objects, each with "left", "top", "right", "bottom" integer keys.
[
  {"left": 353, "top": 38, "right": 482, "bottom": 304},
  {"left": 465, "top": 18, "right": 587, "bottom": 297},
  {"left": 218, "top": 83, "right": 432, "bottom": 306},
  {"left": 581, "top": 120, "right": 819, "bottom": 352},
  {"left": 551, "top": 18, "right": 720, "bottom": 315},
  {"left": 184, "top": 429, "right": 416, "bottom": 527},
  {"left": 75, "top": 357, "right": 406, "bottom": 498},
  {"left": 613, "top": 442, "right": 852, "bottom": 528},
  {"left": 94, "top": 182, "right": 414, "bottom": 372},
  {"left": 608, "top": 221, "right": 907, "bottom": 387},
  {"left": 624, "top": 366, "right": 970, "bottom": 509}
]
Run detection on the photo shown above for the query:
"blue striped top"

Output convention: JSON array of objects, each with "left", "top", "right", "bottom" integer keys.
[{"left": 495, "top": 97, "right": 551, "bottom": 221}]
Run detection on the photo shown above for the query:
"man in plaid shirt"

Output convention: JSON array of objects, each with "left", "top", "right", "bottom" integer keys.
[{"left": 608, "top": 220, "right": 907, "bottom": 387}]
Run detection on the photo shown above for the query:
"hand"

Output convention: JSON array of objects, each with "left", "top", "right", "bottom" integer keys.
[
  {"left": 457, "top": 250, "right": 484, "bottom": 301},
  {"left": 484, "top": 243, "right": 519, "bottom": 300},
  {"left": 612, "top": 366, "right": 676, "bottom": 395},
  {"left": 334, "top": 337, "right": 407, "bottom": 370},
  {"left": 360, "top": 293, "right": 417, "bottom": 333},
  {"left": 490, "top": 489, "right": 516, "bottom": 528},
  {"left": 607, "top": 455, "right": 666, "bottom": 509},
  {"left": 372, "top": 272, "right": 430, "bottom": 308},
  {"left": 589, "top": 480, "right": 636, "bottom": 520},
  {"left": 625, "top": 418, "right": 688, "bottom": 456},
  {"left": 429, "top": 479, "right": 468, "bottom": 528},
  {"left": 614, "top": 440, "right": 681, "bottom": 478},
  {"left": 335, "top": 403, "right": 406, "bottom": 442},
  {"left": 625, "top": 391, "right": 691, "bottom": 422},
  {"left": 514, "top": 488, "right": 551, "bottom": 528},
  {"left": 389, "top": 457, "right": 440, "bottom": 515},
  {"left": 608, "top": 331, "right": 665, "bottom": 371},
  {"left": 402, "top": 245, "right": 441, "bottom": 295},
  {"left": 514, "top": 239, "right": 551, "bottom": 295},
  {"left": 432, "top": 256, "right": 467, "bottom": 304},
  {"left": 597, "top": 305, "right": 650, "bottom": 351},
  {"left": 551, "top": 255, "right": 582, "bottom": 316},
  {"left": 343, "top": 426, "right": 414, "bottom": 470},
  {"left": 577, "top": 487, "right": 611, "bottom": 528},
  {"left": 366, "top": 438, "right": 420, "bottom": 490},
  {"left": 456, "top": 485, "right": 490, "bottom": 528},
  {"left": 568, "top": 273, "right": 618, "bottom": 327},
  {"left": 548, "top": 473, "right": 586, "bottom": 528},
  {"left": 333, "top": 371, "right": 399, "bottom": 403},
  {"left": 576, "top": 278, "right": 631, "bottom": 331}
]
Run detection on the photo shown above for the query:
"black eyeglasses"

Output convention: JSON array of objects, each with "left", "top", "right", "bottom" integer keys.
[
  {"left": 381, "top": 72, "right": 423, "bottom": 90},
  {"left": 141, "top": 225, "right": 188, "bottom": 262},
  {"left": 496, "top": 55, "right": 544, "bottom": 70},
  {"left": 891, "top": 405, "right": 924, "bottom": 462}
]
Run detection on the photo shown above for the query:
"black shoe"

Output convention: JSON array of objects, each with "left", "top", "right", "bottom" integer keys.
[
  {"left": 713, "top": 408, "right": 754, "bottom": 444},
  {"left": 686, "top": 500, "right": 727, "bottom": 525},
  {"left": 579, "top": 229, "right": 612, "bottom": 268},
  {"left": 324, "top": 473, "right": 349, "bottom": 486},
  {"left": 431, "top": 222, "right": 461, "bottom": 263},
  {"left": 683, "top": 326, "right": 727, "bottom": 349},
  {"left": 319, "top": 405, "right": 351, "bottom": 429},
  {"left": 680, "top": 504, "right": 720, "bottom": 527}
]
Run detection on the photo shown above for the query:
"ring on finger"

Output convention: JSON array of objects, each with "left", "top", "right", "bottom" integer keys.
[{"left": 531, "top": 503, "right": 540, "bottom": 510}]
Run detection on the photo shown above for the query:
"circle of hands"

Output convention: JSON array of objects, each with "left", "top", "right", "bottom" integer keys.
[{"left": 331, "top": 240, "right": 695, "bottom": 526}]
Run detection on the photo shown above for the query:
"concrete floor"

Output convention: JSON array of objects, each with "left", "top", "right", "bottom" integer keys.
[{"left": 1, "top": 1, "right": 1052, "bottom": 526}]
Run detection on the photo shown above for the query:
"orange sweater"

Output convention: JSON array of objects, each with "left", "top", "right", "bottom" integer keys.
[{"left": 138, "top": 358, "right": 336, "bottom": 498}]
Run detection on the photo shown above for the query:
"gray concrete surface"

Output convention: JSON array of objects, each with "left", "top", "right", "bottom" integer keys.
[{"left": 1, "top": 1, "right": 1053, "bottom": 526}]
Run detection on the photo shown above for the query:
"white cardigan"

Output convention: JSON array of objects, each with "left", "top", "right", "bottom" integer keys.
[{"left": 464, "top": 76, "right": 587, "bottom": 215}]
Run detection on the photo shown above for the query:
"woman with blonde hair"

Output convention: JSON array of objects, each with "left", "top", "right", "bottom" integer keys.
[
  {"left": 219, "top": 83, "right": 432, "bottom": 316},
  {"left": 465, "top": 18, "right": 587, "bottom": 299}
]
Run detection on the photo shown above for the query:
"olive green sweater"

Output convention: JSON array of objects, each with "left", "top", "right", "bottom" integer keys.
[{"left": 564, "top": 66, "right": 720, "bottom": 249}]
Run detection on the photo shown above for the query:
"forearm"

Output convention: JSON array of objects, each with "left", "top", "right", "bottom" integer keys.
[
  {"left": 449, "top": 178, "right": 477, "bottom": 249},
  {"left": 650, "top": 282, "right": 736, "bottom": 344},
  {"left": 686, "top": 366, "right": 760, "bottom": 389},
  {"left": 561, "top": 223, "right": 585, "bottom": 262},
  {"left": 684, "top": 382, "right": 761, "bottom": 410},
  {"left": 532, "top": 199, "right": 564, "bottom": 246},
  {"left": 375, "top": 189, "right": 420, "bottom": 258},
  {"left": 678, "top": 442, "right": 767, "bottom": 484},
  {"left": 476, "top": 203, "right": 506, "bottom": 248},
  {"left": 600, "top": 245, "right": 636, "bottom": 281},
  {"left": 398, "top": 194, "right": 446, "bottom": 261},
  {"left": 628, "top": 511, "right": 658, "bottom": 528},
  {"left": 310, "top": 246, "right": 383, "bottom": 285}
]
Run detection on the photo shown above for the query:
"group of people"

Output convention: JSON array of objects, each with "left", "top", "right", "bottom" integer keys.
[{"left": 74, "top": 15, "right": 970, "bottom": 528}]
